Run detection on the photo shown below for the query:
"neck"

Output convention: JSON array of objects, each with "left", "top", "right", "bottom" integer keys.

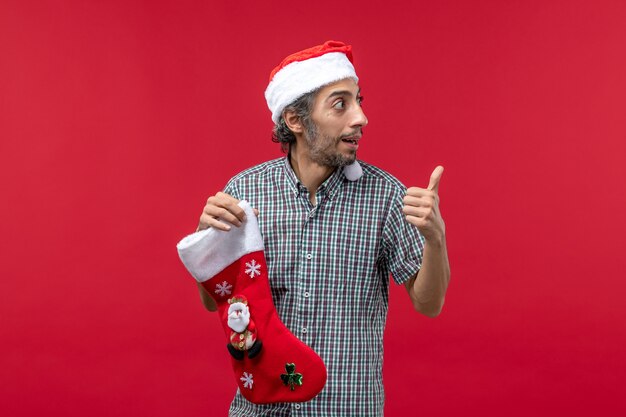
[{"left": 289, "top": 141, "right": 335, "bottom": 205}]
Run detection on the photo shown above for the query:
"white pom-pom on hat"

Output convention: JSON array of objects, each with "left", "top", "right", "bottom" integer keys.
[{"left": 343, "top": 161, "right": 363, "bottom": 181}]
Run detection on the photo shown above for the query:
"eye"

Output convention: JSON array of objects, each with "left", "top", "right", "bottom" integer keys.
[
  {"left": 332, "top": 99, "right": 345, "bottom": 110},
  {"left": 357, "top": 95, "right": 364, "bottom": 106}
]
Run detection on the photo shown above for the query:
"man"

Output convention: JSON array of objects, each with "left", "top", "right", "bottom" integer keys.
[{"left": 195, "top": 41, "right": 450, "bottom": 416}]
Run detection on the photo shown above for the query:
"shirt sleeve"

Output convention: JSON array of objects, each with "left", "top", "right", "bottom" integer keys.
[
  {"left": 382, "top": 186, "right": 425, "bottom": 285},
  {"left": 223, "top": 178, "right": 241, "bottom": 200}
]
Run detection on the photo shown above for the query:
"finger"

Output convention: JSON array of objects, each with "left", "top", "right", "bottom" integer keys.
[
  {"left": 402, "top": 205, "right": 430, "bottom": 218},
  {"left": 403, "top": 195, "right": 434, "bottom": 208},
  {"left": 205, "top": 205, "right": 243, "bottom": 227},
  {"left": 215, "top": 192, "right": 247, "bottom": 223},
  {"left": 224, "top": 201, "right": 247, "bottom": 223},
  {"left": 208, "top": 218, "right": 232, "bottom": 231},
  {"left": 199, "top": 214, "right": 232, "bottom": 231},
  {"left": 253, "top": 208, "right": 260, "bottom": 217},
  {"left": 405, "top": 215, "right": 427, "bottom": 229},
  {"left": 406, "top": 187, "right": 435, "bottom": 198},
  {"left": 428, "top": 166, "right": 444, "bottom": 192}
]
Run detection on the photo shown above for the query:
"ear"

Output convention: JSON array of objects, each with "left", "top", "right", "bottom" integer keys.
[{"left": 283, "top": 109, "right": 304, "bottom": 134}]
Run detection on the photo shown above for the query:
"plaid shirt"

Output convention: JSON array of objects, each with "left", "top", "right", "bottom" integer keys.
[{"left": 224, "top": 157, "right": 424, "bottom": 416}]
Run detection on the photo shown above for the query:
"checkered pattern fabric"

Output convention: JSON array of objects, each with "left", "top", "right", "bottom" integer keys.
[{"left": 224, "top": 157, "right": 424, "bottom": 416}]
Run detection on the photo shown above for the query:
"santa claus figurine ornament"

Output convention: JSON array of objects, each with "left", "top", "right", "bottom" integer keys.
[
  {"left": 176, "top": 201, "right": 327, "bottom": 404},
  {"left": 226, "top": 294, "right": 262, "bottom": 360}
]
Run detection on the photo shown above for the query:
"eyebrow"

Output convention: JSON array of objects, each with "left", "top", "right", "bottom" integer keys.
[{"left": 324, "top": 88, "right": 362, "bottom": 102}]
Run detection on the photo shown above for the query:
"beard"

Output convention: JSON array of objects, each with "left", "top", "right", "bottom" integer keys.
[
  {"left": 227, "top": 303, "right": 250, "bottom": 333},
  {"left": 303, "top": 121, "right": 359, "bottom": 168}
]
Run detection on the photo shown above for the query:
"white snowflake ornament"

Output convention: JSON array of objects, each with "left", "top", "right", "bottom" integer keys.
[
  {"left": 244, "top": 260, "right": 261, "bottom": 279},
  {"left": 240, "top": 372, "right": 254, "bottom": 389},
  {"left": 214, "top": 281, "right": 232, "bottom": 297}
]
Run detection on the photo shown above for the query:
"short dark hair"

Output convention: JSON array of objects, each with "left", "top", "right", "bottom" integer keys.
[{"left": 271, "top": 90, "right": 317, "bottom": 153}]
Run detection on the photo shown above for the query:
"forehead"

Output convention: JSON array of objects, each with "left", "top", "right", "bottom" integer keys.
[{"left": 316, "top": 78, "right": 360, "bottom": 100}]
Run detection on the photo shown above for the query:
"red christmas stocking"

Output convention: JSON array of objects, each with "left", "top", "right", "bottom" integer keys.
[{"left": 176, "top": 200, "right": 327, "bottom": 404}]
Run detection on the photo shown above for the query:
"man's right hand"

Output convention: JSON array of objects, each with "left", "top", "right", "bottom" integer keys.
[{"left": 197, "top": 192, "right": 258, "bottom": 232}]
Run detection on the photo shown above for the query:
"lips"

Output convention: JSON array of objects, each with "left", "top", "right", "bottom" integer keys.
[{"left": 341, "top": 135, "right": 361, "bottom": 145}]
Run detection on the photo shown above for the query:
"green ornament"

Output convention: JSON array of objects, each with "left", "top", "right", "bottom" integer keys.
[{"left": 280, "top": 363, "right": 303, "bottom": 391}]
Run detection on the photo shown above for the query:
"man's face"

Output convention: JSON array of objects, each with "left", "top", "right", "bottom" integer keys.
[{"left": 303, "top": 78, "right": 368, "bottom": 167}]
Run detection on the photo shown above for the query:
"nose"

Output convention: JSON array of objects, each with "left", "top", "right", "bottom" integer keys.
[{"left": 350, "top": 103, "right": 368, "bottom": 129}]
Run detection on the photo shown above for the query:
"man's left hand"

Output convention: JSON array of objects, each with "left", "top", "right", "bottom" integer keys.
[{"left": 403, "top": 166, "right": 446, "bottom": 242}]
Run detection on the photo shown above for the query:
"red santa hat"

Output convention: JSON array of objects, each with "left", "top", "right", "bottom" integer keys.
[
  {"left": 264, "top": 40, "right": 359, "bottom": 124},
  {"left": 228, "top": 295, "right": 248, "bottom": 306}
]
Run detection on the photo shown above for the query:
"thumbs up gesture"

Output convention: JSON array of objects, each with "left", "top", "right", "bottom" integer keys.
[{"left": 403, "top": 166, "right": 446, "bottom": 242}]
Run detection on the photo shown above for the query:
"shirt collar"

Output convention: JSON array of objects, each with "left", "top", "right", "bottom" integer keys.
[
  {"left": 282, "top": 156, "right": 302, "bottom": 196},
  {"left": 282, "top": 156, "right": 360, "bottom": 200}
]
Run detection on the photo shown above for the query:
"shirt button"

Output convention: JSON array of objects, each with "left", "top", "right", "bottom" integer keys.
[
  {"left": 302, "top": 327, "right": 308, "bottom": 334},
  {"left": 305, "top": 253, "right": 313, "bottom": 260},
  {"left": 294, "top": 404, "right": 301, "bottom": 410},
  {"left": 303, "top": 291, "right": 310, "bottom": 298}
]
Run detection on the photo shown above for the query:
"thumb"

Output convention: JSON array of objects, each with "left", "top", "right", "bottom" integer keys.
[{"left": 427, "top": 166, "right": 444, "bottom": 192}]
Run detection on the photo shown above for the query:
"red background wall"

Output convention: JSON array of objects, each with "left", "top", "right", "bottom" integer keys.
[{"left": 1, "top": 0, "right": 625, "bottom": 415}]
